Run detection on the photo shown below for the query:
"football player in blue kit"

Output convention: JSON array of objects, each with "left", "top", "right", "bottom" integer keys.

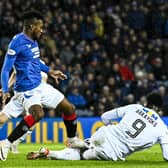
[{"left": 0, "top": 10, "right": 84, "bottom": 161}]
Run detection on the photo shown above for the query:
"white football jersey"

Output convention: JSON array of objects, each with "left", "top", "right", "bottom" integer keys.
[{"left": 96, "top": 104, "right": 168, "bottom": 160}]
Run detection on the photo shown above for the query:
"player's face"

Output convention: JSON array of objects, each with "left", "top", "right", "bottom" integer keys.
[{"left": 31, "top": 19, "right": 43, "bottom": 40}]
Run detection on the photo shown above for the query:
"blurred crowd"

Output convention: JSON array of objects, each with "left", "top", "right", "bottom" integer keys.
[{"left": 0, "top": 0, "right": 168, "bottom": 116}]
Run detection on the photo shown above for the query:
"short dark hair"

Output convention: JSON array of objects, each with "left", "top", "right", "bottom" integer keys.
[
  {"left": 146, "top": 92, "right": 163, "bottom": 108},
  {"left": 23, "top": 10, "right": 43, "bottom": 20},
  {"left": 22, "top": 10, "right": 44, "bottom": 26}
]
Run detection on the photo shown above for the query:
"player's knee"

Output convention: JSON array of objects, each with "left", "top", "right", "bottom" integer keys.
[
  {"left": 29, "top": 105, "right": 44, "bottom": 122},
  {"left": 59, "top": 98, "right": 76, "bottom": 115},
  {"left": 82, "top": 149, "right": 97, "bottom": 160},
  {"left": 36, "top": 110, "right": 44, "bottom": 121}
]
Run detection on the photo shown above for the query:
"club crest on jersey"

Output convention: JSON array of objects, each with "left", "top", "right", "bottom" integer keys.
[
  {"left": 142, "top": 108, "right": 158, "bottom": 120},
  {"left": 7, "top": 49, "right": 16, "bottom": 55},
  {"left": 26, "top": 44, "right": 31, "bottom": 48}
]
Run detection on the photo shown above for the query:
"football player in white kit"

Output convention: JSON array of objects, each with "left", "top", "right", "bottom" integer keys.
[{"left": 27, "top": 92, "right": 168, "bottom": 161}]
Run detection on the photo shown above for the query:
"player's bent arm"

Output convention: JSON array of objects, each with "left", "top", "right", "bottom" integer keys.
[
  {"left": 8, "top": 71, "right": 16, "bottom": 89},
  {"left": 101, "top": 109, "right": 119, "bottom": 125},
  {"left": 101, "top": 104, "right": 140, "bottom": 125},
  {"left": 161, "top": 144, "right": 168, "bottom": 161},
  {"left": 0, "top": 70, "right": 16, "bottom": 98}
]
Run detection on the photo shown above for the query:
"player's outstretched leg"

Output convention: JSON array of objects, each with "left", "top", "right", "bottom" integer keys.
[
  {"left": 47, "top": 148, "right": 81, "bottom": 160},
  {"left": 58, "top": 98, "right": 86, "bottom": 148},
  {"left": 27, "top": 147, "right": 81, "bottom": 160}
]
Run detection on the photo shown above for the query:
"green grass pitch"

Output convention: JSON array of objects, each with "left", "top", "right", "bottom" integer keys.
[{"left": 0, "top": 143, "right": 167, "bottom": 168}]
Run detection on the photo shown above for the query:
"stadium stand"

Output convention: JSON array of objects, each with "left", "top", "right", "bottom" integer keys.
[{"left": 0, "top": 0, "right": 168, "bottom": 116}]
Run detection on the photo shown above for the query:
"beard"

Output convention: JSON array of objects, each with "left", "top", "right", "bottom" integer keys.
[{"left": 32, "top": 32, "right": 42, "bottom": 41}]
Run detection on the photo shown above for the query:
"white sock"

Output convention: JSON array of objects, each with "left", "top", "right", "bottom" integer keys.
[
  {"left": 48, "top": 148, "right": 81, "bottom": 160},
  {"left": 5, "top": 139, "right": 11, "bottom": 146}
]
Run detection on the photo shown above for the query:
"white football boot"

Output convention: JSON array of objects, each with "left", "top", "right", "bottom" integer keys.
[{"left": 0, "top": 139, "right": 11, "bottom": 161}]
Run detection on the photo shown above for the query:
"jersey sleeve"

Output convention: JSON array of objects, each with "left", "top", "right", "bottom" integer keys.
[
  {"left": 101, "top": 109, "right": 118, "bottom": 125},
  {"left": 39, "top": 60, "right": 50, "bottom": 73},
  {"left": 101, "top": 106, "right": 127, "bottom": 125},
  {"left": 101, "top": 104, "right": 139, "bottom": 125},
  {"left": 1, "top": 40, "right": 18, "bottom": 93}
]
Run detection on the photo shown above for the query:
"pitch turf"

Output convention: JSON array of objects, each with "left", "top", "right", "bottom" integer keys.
[{"left": 0, "top": 143, "right": 167, "bottom": 168}]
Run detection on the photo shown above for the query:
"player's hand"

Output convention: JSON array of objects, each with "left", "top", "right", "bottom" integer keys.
[
  {"left": 2, "top": 92, "right": 11, "bottom": 107},
  {"left": 48, "top": 70, "right": 67, "bottom": 84}
]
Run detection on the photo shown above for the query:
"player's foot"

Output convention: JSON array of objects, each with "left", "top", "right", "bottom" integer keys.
[
  {"left": 65, "top": 137, "right": 87, "bottom": 149},
  {"left": 27, "top": 147, "right": 49, "bottom": 160},
  {"left": 0, "top": 139, "right": 11, "bottom": 161}
]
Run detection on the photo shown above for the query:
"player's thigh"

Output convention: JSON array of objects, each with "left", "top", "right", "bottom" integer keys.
[
  {"left": 1, "top": 96, "right": 24, "bottom": 119},
  {"left": 90, "top": 127, "right": 106, "bottom": 145},
  {"left": 57, "top": 97, "right": 75, "bottom": 113},
  {"left": 21, "top": 86, "right": 42, "bottom": 112},
  {"left": 40, "top": 83, "right": 64, "bottom": 108}
]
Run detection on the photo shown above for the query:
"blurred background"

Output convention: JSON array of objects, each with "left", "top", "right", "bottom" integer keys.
[{"left": 0, "top": 0, "right": 168, "bottom": 117}]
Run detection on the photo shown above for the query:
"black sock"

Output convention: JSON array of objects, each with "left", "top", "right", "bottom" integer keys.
[
  {"left": 64, "top": 119, "right": 77, "bottom": 138},
  {"left": 8, "top": 119, "right": 30, "bottom": 143}
]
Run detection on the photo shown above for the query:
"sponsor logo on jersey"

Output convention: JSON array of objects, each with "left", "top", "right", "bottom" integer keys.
[
  {"left": 136, "top": 109, "right": 158, "bottom": 127},
  {"left": 143, "top": 108, "right": 158, "bottom": 120},
  {"left": 7, "top": 49, "right": 16, "bottom": 55}
]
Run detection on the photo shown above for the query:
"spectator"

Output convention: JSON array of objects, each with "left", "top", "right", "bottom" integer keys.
[
  {"left": 67, "top": 87, "right": 87, "bottom": 109},
  {"left": 0, "top": 0, "right": 167, "bottom": 116},
  {"left": 127, "top": 1, "right": 146, "bottom": 32}
]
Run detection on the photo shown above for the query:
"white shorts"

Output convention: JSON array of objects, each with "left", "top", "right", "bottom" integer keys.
[
  {"left": 2, "top": 83, "right": 64, "bottom": 118},
  {"left": 90, "top": 126, "right": 125, "bottom": 161}
]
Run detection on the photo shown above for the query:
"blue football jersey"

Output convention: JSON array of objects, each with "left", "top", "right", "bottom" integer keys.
[{"left": 1, "top": 32, "right": 45, "bottom": 92}]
